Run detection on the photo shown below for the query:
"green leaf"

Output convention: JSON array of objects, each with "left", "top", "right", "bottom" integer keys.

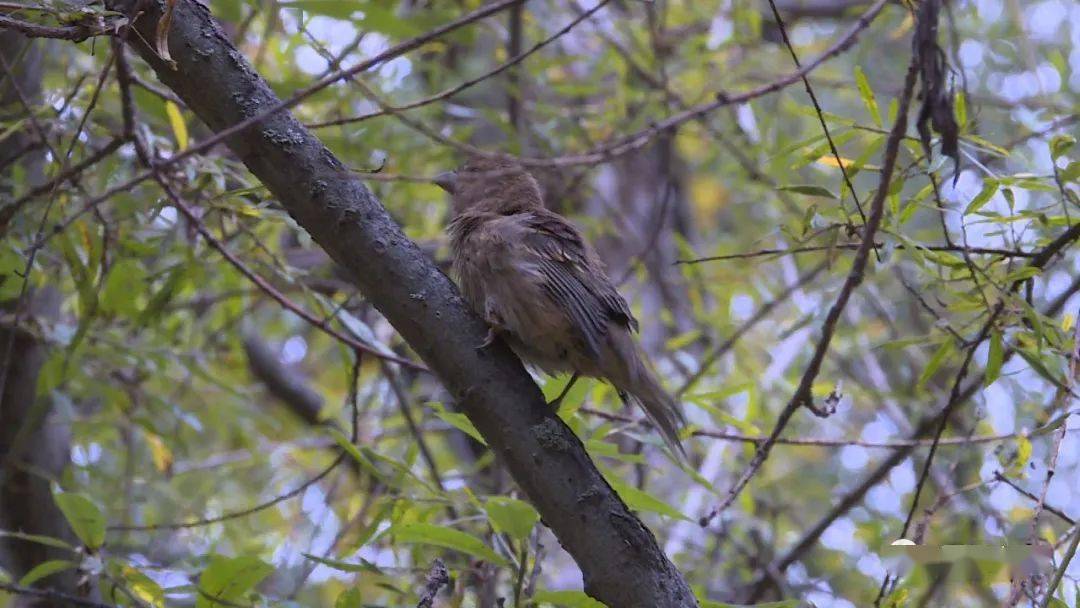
[
  {"left": 962, "top": 134, "right": 1009, "bottom": 157},
  {"left": 428, "top": 402, "right": 486, "bottom": 446},
  {"left": 19, "top": 560, "right": 75, "bottom": 586},
  {"left": 335, "top": 587, "right": 364, "bottom": 608},
  {"left": 117, "top": 564, "right": 166, "bottom": 608},
  {"left": 54, "top": 492, "right": 105, "bottom": 549},
  {"left": 964, "top": 179, "right": 998, "bottom": 215},
  {"left": 917, "top": 340, "right": 954, "bottom": 389},
  {"left": 542, "top": 375, "right": 593, "bottom": 418},
  {"left": 1016, "top": 349, "right": 1067, "bottom": 389},
  {"left": 985, "top": 330, "right": 1004, "bottom": 385},
  {"left": 0, "top": 530, "right": 74, "bottom": 551},
  {"left": 776, "top": 184, "right": 837, "bottom": 199},
  {"left": 328, "top": 428, "right": 423, "bottom": 490},
  {"left": 301, "top": 553, "right": 367, "bottom": 573},
  {"left": 138, "top": 262, "right": 190, "bottom": 326},
  {"left": 954, "top": 90, "right": 967, "bottom": 129},
  {"left": 100, "top": 259, "right": 147, "bottom": 318},
  {"left": 1062, "top": 161, "right": 1080, "bottom": 182},
  {"left": 1050, "top": 134, "right": 1075, "bottom": 159},
  {"left": 608, "top": 478, "right": 691, "bottom": 521},
  {"left": 532, "top": 590, "right": 606, "bottom": 608},
  {"left": 195, "top": 555, "right": 273, "bottom": 608},
  {"left": 0, "top": 243, "right": 24, "bottom": 301},
  {"left": 484, "top": 497, "right": 539, "bottom": 540},
  {"left": 390, "top": 523, "right": 507, "bottom": 566},
  {"left": 854, "top": 66, "right": 882, "bottom": 127}
]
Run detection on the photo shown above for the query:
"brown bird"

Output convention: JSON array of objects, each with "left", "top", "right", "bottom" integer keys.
[{"left": 435, "top": 155, "right": 687, "bottom": 459}]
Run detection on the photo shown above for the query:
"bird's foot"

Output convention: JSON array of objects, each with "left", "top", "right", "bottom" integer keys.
[{"left": 477, "top": 327, "right": 498, "bottom": 350}]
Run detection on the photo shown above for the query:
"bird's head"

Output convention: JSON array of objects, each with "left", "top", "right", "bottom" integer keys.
[{"left": 434, "top": 155, "right": 544, "bottom": 215}]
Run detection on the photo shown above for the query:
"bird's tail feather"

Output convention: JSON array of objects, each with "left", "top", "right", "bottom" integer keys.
[{"left": 621, "top": 372, "right": 687, "bottom": 461}]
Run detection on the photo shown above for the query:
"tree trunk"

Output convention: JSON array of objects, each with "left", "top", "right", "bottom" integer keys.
[{"left": 0, "top": 30, "right": 78, "bottom": 606}]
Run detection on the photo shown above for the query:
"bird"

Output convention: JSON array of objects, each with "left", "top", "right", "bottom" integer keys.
[{"left": 434, "top": 155, "right": 687, "bottom": 459}]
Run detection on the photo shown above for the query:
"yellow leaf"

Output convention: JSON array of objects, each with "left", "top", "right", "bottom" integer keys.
[
  {"left": 1063, "top": 313, "right": 1075, "bottom": 332},
  {"left": 690, "top": 176, "right": 728, "bottom": 223},
  {"left": 165, "top": 101, "right": 188, "bottom": 150},
  {"left": 816, "top": 155, "right": 857, "bottom": 169},
  {"left": 890, "top": 12, "right": 914, "bottom": 39},
  {"left": 146, "top": 433, "right": 173, "bottom": 473}
]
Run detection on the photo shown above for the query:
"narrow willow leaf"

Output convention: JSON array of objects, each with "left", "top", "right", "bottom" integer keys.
[
  {"left": 427, "top": 402, "right": 486, "bottom": 446},
  {"left": 164, "top": 100, "right": 188, "bottom": 149},
  {"left": 301, "top": 553, "right": 366, "bottom": 573},
  {"left": 0, "top": 530, "right": 73, "bottom": 551},
  {"left": 1017, "top": 349, "right": 1067, "bottom": 390},
  {"left": 776, "top": 184, "right": 838, "bottom": 199},
  {"left": 19, "top": 560, "right": 75, "bottom": 587},
  {"left": 608, "top": 478, "right": 692, "bottom": 521},
  {"left": 985, "top": 330, "right": 1004, "bottom": 385},
  {"left": 390, "top": 523, "right": 507, "bottom": 566},
  {"left": 964, "top": 179, "right": 998, "bottom": 215},
  {"left": 955, "top": 90, "right": 967, "bottom": 129},
  {"left": 917, "top": 340, "right": 954, "bottom": 390},
  {"left": 854, "top": 66, "right": 882, "bottom": 127}
]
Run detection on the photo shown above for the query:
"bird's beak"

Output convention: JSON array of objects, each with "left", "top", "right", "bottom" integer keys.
[{"left": 433, "top": 171, "right": 458, "bottom": 194}]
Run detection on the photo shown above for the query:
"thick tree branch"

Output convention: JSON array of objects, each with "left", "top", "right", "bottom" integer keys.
[{"left": 106, "top": 1, "right": 696, "bottom": 605}]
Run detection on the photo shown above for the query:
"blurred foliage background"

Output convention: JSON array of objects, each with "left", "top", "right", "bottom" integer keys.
[{"left": 0, "top": 0, "right": 1078, "bottom": 606}]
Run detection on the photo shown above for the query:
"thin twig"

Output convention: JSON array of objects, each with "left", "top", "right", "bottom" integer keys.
[
  {"left": 702, "top": 27, "right": 921, "bottom": 527},
  {"left": 580, "top": 406, "right": 1071, "bottom": 448},
  {"left": 41, "top": 0, "right": 886, "bottom": 244},
  {"left": 1040, "top": 522, "right": 1080, "bottom": 608},
  {"left": 0, "top": 13, "right": 115, "bottom": 41},
  {"left": 677, "top": 261, "right": 827, "bottom": 396},
  {"left": 677, "top": 242, "right": 1036, "bottom": 264},
  {"left": 153, "top": 178, "right": 427, "bottom": 370},
  {"left": 106, "top": 454, "right": 344, "bottom": 531},
  {"left": 765, "top": 0, "right": 867, "bottom": 225},
  {"left": 0, "top": 136, "right": 126, "bottom": 228},
  {"left": 992, "top": 472, "right": 1075, "bottom": 526},
  {"left": 307, "top": 0, "right": 610, "bottom": 130}
]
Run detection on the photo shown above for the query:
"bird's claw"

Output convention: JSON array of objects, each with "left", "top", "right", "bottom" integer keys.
[{"left": 477, "top": 327, "right": 498, "bottom": 350}]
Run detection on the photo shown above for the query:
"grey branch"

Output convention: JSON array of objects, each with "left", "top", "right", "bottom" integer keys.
[
  {"left": 243, "top": 332, "right": 325, "bottom": 425},
  {"left": 416, "top": 558, "right": 450, "bottom": 608}
]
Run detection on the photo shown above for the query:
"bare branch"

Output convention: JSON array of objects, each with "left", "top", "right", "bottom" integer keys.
[{"left": 0, "top": 13, "right": 114, "bottom": 41}]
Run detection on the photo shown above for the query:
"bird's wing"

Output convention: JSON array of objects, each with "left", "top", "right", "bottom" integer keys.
[{"left": 520, "top": 210, "right": 638, "bottom": 356}]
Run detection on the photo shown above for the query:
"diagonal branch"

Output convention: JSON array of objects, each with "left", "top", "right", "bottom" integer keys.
[
  {"left": 105, "top": 1, "right": 697, "bottom": 605},
  {"left": 701, "top": 21, "right": 922, "bottom": 528}
]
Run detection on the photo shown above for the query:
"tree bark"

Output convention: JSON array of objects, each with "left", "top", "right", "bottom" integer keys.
[
  {"left": 0, "top": 30, "right": 78, "bottom": 606},
  {"left": 105, "top": 2, "right": 697, "bottom": 605}
]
